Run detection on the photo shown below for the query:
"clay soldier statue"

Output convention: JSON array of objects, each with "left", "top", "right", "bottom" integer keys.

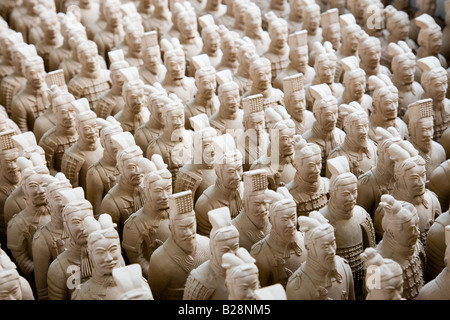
[
  {"left": 162, "top": 0, "right": 187, "bottom": 40},
  {"left": 274, "top": 30, "right": 315, "bottom": 91},
  {"left": 222, "top": 247, "right": 260, "bottom": 300},
  {"left": 286, "top": 0, "right": 303, "bottom": 34},
  {"left": 417, "top": 56, "right": 450, "bottom": 141},
  {"left": 303, "top": 83, "right": 346, "bottom": 177},
  {"left": 375, "top": 141, "right": 441, "bottom": 246},
  {"left": 362, "top": 3, "right": 388, "bottom": 50},
  {"left": 0, "top": 246, "right": 34, "bottom": 300},
  {"left": 100, "top": 131, "right": 145, "bottom": 237},
  {"left": 32, "top": 173, "right": 71, "bottom": 300},
  {"left": 160, "top": 37, "right": 197, "bottom": 104},
  {"left": 338, "top": 56, "right": 372, "bottom": 115},
  {"left": 251, "top": 119, "right": 296, "bottom": 190},
  {"left": 195, "top": 134, "right": 243, "bottom": 236},
  {"left": 328, "top": 102, "right": 377, "bottom": 178},
  {"left": 357, "top": 127, "right": 402, "bottom": 219},
  {"left": 306, "top": 42, "right": 344, "bottom": 110},
  {"left": 283, "top": 74, "right": 315, "bottom": 136},
  {"left": 146, "top": 95, "right": 193, "bottom": 184},
  {"left": 233, "top": 37, "right": 258, "bottom": 96},
  {"left": 9, "top": 0, "right": 40, "bottom": 44},
  {"left": 251, "top": 187, "right": 306, "bottom": 288},
  {"left": 415, "top": 14, "right": 447, "bottom": 69},
  {"left": 138, "top": 31, "right": 166, "bottom": 86},
  {"left": 93, "top": 0, "right": 124, "bottom": 66},
  {"left": 0, "top": 267, "right": 30, "bottom": 300},
  {"left": 35, "top": 10, "right": 64, "bottom": 72},
  {"left": 243, "top": 3, "right": 270, "bottom": 56},
  {"left": 184, "top": 206, "right": 240, "bottom": 300},
  {"left": 185, "top": 55, "right": 220, "bottom": 128},
  {"left": 174, "top": 114, "right": 217, "bottom": 204},
  {"left": 302, "top": 1, "right": 322, "bottom": 54},
  {"left": 408, "top": 99, "right": 446, "bottom": 183},
  {"left": 375, "top": 194, "right": 425, "bottom": 300},
  {"left": 61, "top": 98, "right": 103, "bottom": 190},
  {"left": 0, "top": 131, "right": 20, "bottom": 251},
  {"left": 230, "top": 0, "right": 249, "bottom": 37},
  {"left": 94, "top": 49, "right": 129, "bottom": 119},
  {"left": 0, "top": 35, "right": 27, "bottom": 114},
  {"left": 77, "top": 0, "right": 99, "bottom": 38},
  {"left": 122, "top": 155, "right": 172, "bottom": 279},
  {"left": 388, "top": 41, "right": 424, "bottom": 118},
  {"left": 286, "top": 136, "right": 329, "bottom": 218},
  {"left": 148, "top": 190, "right": 210, "bottom": 300},
  {"left": 360, "top": 248, "right": 404, "bottom": 300},
  {"left": 244, "top": 58, "right": 284, "bottom": 111},
  {"left": 11, "top": 54, "right": 49, "bottom": 133},
  {"left": 7, "top": 158, "right": 52, "bottom": 279},
  {"left": 262, "top": 12, "right": 289, "bottom": 83},
  {"left": 38, "top": 85, "right": 78, "bottom": 175},
  {"left": 367, "top": 75, "right": 409, "bottom": 141},
  {"left": 113, "top": 67, "right": 150, "bottom": 135},
  {"left": 320, "top": 156, "right": 376, "bottom": 296},
  {"left": 112, "top": 264, "right": 154, "bottom": 300},
  {"left": 120, "top": 17, "right": 144, "bottom": 68},
  {"left": 286, "top": 211, "right": 355, "bottom": 300},
  {"left": 236, "top": 94, "right": 269, "bottom": 171},
  {"left": 429, "top": 162, "right": 450, "bottom": 213},
  {"left": 67, "top": 40, "right": 111, "bottom": 107},
  {"left": 215, "top": 0, "right": 235, "bottom": 29},
  {"left": 197, "top": 16, "right": 222, "bottom": 70},
  {"left": 86, "top": 116, "right": 123, "bottom": 217},
  {"left": 72, "top": 214, "right": 140, "bottom": 300},
  {"left": 174, "top": 2, "right": 202, "bottom": 65},
  {"left": 417, "top": 225, "right": 450, "bottom": 299},
  {"left": 232, "top": 170, "right": 271, "bottom": 251},
  {"left": 321, "top": 8, "right": 341, "bottom": 55},
  {"left": 216, "top": 26, "right": 240, "bottom": 75},
  {"left": 46, "top": 188, "right": 95, "bottom": 300},
  {"left": 0, "top": 29, "right": 17, "bottom": 81},
  {"left": 199, "top": 0, "right": 227, "bottom": 21},
  {"left": 134, "top": 84, "right": 167, "bottom": 152},
  {"left": 58, "top": 23, "right": 88, "bottom": 85},
  {"left": 144, "top": 0, "right": 172, "bottom": 37}
]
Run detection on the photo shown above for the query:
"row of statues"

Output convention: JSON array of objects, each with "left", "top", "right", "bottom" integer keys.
[{"left": 0, "top": 0, "right": 449, "bottom": 301}]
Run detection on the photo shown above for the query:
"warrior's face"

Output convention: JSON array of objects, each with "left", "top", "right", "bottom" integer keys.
[
  {"left": 49, "top": 189, "right": 70, "bottom": 218},
  {"left": 342, "top": 27, "right": 360, "bottom": 54},
  {"left": 332, "top": 179, "right": 358, "bottom": 215},
  {"left": 360, "top": 45, "right": 380, "bottom": 70},
  {"left": 317, "top": 59, "right": 336, "bottom": 85},
  {"left": 42, "top": 15, "right": 60, "bottom": 41},
  {"left": 246, "top": 193, "right": 269, "bottom": 229},
  {"left": 25, "top": 63, "right": 46, "bottom": 91},
  {"left": 296, "top": 152, "right": 321, "bottom": 183},
  {"left": 55, "top": 102, "right": 76, "bottom": 129},
  {"left": 325, "top": 24, "right": 340, "bottom": 51},
  {"left": 290, "top": 47, "right": 308, "bottom": 72},
  {"left": 269, "top": 25, "right": 288, "bottom": 50},
  {"left": 164, "top": 108, "right": 184, "bottom": 133},
  {"left": 398, "top": 163, "right": 426, "bottom": 199},
  {"left": 104, "top": 134, "right": 119, "bottom": 160},
  {"left": 80, "top": 48, "right": 100, "bottom": 75},
  {"left": 271, "top": 206, "right": 297, "bottom": 240},
  {"left": 394, "top": 58, "right": 415, "bottom": 86},
  {"left": 245, "top": 10, "right": 261, "bottom": 31},
  {"left": 204, "top": 31, "right": 220, "bottom": 54},
  {"left": 125, "top": 84, "right": 146, "bottom": 114},
  {"left": 219, "top": 162, "right": 243, "bottom": 190},
  {"left": 171, "top": 215, "right": 196, "bottom": 254},
  {"left": 278, "top": 127, "right": 295, "bottom": 157},
  {"left": 79, "top": 118, "right": 99, "bottom": 145},
  {"left": 251, "top": 64, "right": 272, "bottom": 91},
  {"left": 426, "top": 74, "right": 447, "bottom": 102},
  {"left": 346, "top": 116, "right": 369, "bottom": 148},
  {"left": 166, "top": 55, "right": 185, "bottom": 81},
  {"left": 308, "top": 231, "right": 336, "bottom": 271},
  {"left": 287, "top": 90, "right": 306, "bottom": 123},
  {"left": 316, "top": 102, "right": 338, "bottom": 133},
  {"left": 105, "top": 5, "right": 122, "bottom": 29},
  {"left": 178, "top": 15, "right": 197, "bottom": 40},
  {"left": 211, "top": 236, "right": 239, "bottom": 268},
  {"left": 347, "top": 75, "right": 366, "bottom": 101},
  {"left": 412, "top": 118, "right": 433, "bottom": 154},
  {"left": 228, "top": 273, "right": 258, "bottom": 300},
  {"left": 304, "top": 8, "right": 320, "bottom": 33},
  {"left": 90, "top": 237, "right": 121, "bottom": 276},
  {"left": 143, "top": 47, "right": 161, "bottom": 74},
  {"left": 196, "top": 72, "right": 216, "bottom": 100},
  {"left": 245, "top": 112, "right": 265, "bottom": 135},
  {"left": 376, "top": 91, "right": 398, "bottom": 122},
  {"left": 390, "top": 18, "right": 409, "bottom": 42},
  {"left": 24, "top": 173, "right": 48, "bottom": 207},
  {"left": 223, "top": 39, "right": 239, "bottom": 63},
  {"left": 147, "top": 178, "right": 172, "bottom": 210},
  {"left": 119, "top": 155, "right": 143, "bottom": 187},
  {"left": 66, "top": 209, "right": 93, "bottom": 246},
  {"left": 392, "top": 215, "right": 419, "bottom": 247},
  {"left": 0, "top": 151, "right": 20, "bottom": 185},
  {"left": 220, "top": 88, "right": 240, "bottom": 115},
  {"left": 150, "top": 98, "right": 165, "bottom": 126},
  {"left": 127, "top": 32, "right": 143, "bottom": 56},
  {"left": 0, "top": 277, "right": 22, "bottom": 300}
]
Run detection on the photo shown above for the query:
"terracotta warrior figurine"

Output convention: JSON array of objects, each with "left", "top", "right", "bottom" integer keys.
[
  {"left": 197, "top": 16, "right": 222, "bottom": 70},
  {"left": 0, "top": 29, "right": 19, "bottom": 86},
  {"left": 112, "top": 264, "right": 154, "bottom": 300},
  {"left": 122, "top": 155, "right": 172, "bottom": 279},
  {"left": 215, "top": 0, "right": 235, "bottom": 29},
  {"left": 7, "top": 158, "right": 52, "bottom": 279},
  {"left": 32, "top": 173, "right": 71, "bottom": 300},
  {"left": 221, "top": 247, "right": 260, "bottom": 300},
  {"left": 58, "top": 23, "right": 88, "bottom": 85},
  {"left": 243, "top": 3, "right": 270, "bottom": 56},
  {"left": 0, "top": 267, "right": 31, "bottom": 300},
  {"left": 415, "top": 14, "right": 447, "bottom": 69},
  {"left": 388, "top": 41, "right": 424, "bottom": 118},
  {"left": 120, "top": 17, "right": 144, "bottom": 68},
  {"left": 321, "top": 8, "right": 341, "bottom": 55},
  {"left": 286, "top": 136, "right": 329, "bottom": 218},
  {"left": 11, "top": 54, "right": 49, "bottom": 133},
  {"left": 185, "top": 56, "right": 219, "bottom": 129},
  {"left": 250, "top": 187, "right": 306, "bottom": 288},
  {"left": 286, "top": 211, "right": 355, "bottom": 300},
  {"left": 215, "top": 26, "right": 239, "bottom": 75},
  {"left": 100, "top": 132, "right": 145, "bottom": 237},
  {"left": 375, "top": 194, "right": 425, "bottom": 300},
  {"left": 338, "top": 56, "right": 372, "bottom": 115},
  {"left": 148, "top": 190, "right": 210, "bottom": 300},
  {"left": 362, "top": 3, "right": 388, "bottom": 50},
  {"left": 93, "top": 49, "right": 129, "bottom": 119},
  {"left": 262, "top": 11, "right": 289, "bottom": 83},
  {"left": 286, "top": 0, "right": 303, "bottom": 34},
  {"left": 425, "top": 209, "right": 450, "bottom": 282},
  {"left": 9, "top": 0, "right": 40, "bottom": 44},
  {"left": 160, "top": 37, "right": 197, "bottom": 104},
  {"left": 175, "top": 2, "right": 202, "bottom": 67},
  {"left": 199, "top": 0, "right": 227, "bottom": 24},
  {"left": 328, "top": 102, "right": 377, "bottom": 179},
  {"left": 274, "top": 30, "right": 315, "bottom": 91},
  {"left": 72, "top": 214, "right": 141, "bottom": 300},
  {"left": 61, "top": 98, "right": 103, "bottom": 190},
  {"left": 174, "top": 114, "right": 217, "bottom": 204},
  {"left": 357, "top": 127, "right": 402, "bottom": 219},
  {"left": 302, "top": 1, "right": 322, "bottom": 55},
  {"left": 134, "top": 83, "right": 167, "bottom": 152},
  {"left": 139, "top": 31, "right": 166, "bottom": 86},
  {"left": 47, "top": 11, "right": 75, "bottom": 72},
  {"left": 320, "top": 156, "right": 376, "bottom": 296},
  {"left": 0, "top": 246, "right": 34, "bottom": 300},
  {"left": 429, "top": 162, "right": 450, "bottom": 213},
  {"left": 77, "top": 0, "right": 99, "bottom": 36},
  {"left": 375, "top": 141, "right": 441, "bottom": 246},
  {"left": 306, "top": 42, "right": 344, "bottom": 110},
  {"left": 144, "top": 0, "right": 172, "bottom": 37},
  {"left": 408, "top": 98, "right": 445, "bottom": 183},
  {"left": 38, "top": 85, "right": 78, "bottom": 175},
  {"left": 35, "top": 10, "right": 64, "bottom": 72},
  {"left": 367, "top": 75, "right": 409, "bottom": 141},
  {"left": 86, "top": 116, "right": 122, "bottom": 217},
  {"left": 233, "top": 37, "right": 258, "bottom": 96},
  {"left": 303, "top": 83, "right": 346, "bottom": 177},
  {"left": 67, "top": 40, "right": 111, "bottom": 107},
  {"left": 230, "top": 0, "right": 249, "bottom": 37},
  {"left": 360, "top": 247, "right": 404, "bottom": 300},
  {"left": 195, "top": 134, "right": 243, "bottom": 236},
  {"left": 184, "top": 206, "right": 240, "bottom": 300},
  {"left": 231, "top": 170, "right": 271, "bottom": 251},
  {"left": 335, "top": 13, "right": 362, "bottom": 80},
  {"left": 417, "top": 56, "right": 450, "bottom": 141}
]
